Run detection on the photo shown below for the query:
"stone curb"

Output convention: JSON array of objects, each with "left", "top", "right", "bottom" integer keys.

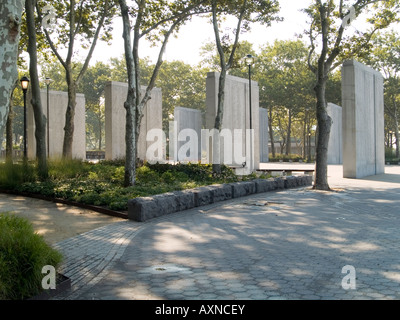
[{"left": 128, "top": 175, "right": 313, "bottom": 222}]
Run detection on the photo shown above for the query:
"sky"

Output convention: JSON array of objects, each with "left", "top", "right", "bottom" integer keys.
[{"left": 92, "top": 0, "right": 312, "bottom": 66}]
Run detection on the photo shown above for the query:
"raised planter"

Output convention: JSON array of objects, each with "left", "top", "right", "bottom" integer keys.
[{"left": 128, "top": 176, "right": 313, "bottom": 222}]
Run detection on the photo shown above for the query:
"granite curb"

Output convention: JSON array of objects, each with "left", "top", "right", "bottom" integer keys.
[{"left": 128, "top": 175, "right": 313, "bottom": 222}]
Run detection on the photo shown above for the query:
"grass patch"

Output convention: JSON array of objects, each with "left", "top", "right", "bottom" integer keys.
[
  {"left": 0, "top": 160, "right": 248, "bottom": 212},
  {"left": 0, "top": 212, "right": 63, "bottom": 300}
]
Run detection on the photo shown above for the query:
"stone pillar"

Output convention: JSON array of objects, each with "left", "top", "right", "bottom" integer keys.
[
  {"left": 327, "top": 103, "right": 342, "bottom": 164},
  {"left": 259, "top": 107, "right": 269, "bottom": 163},
  {"left": 27, "top": 89, "right": 86, "bottom": 159},
  {"left": 205, "top": 72, "right": 260, "bottom": 173},
  {"left": 104, "top": 81, "right": 162, "bottom": 161},
  {"left": 173, "top": 107, "right": 202, "bottom": 162},
  {"left": 342, "top": 60, "right": 385, "bottom": 178}
]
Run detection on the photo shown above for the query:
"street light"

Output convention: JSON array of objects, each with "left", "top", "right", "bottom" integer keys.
[
  {"left": 244, "top": 54, "right": 255, "bottom": 170},
  {"left": 20, "top": 76, "right": 30, "bottom": 160},
  {"left": 44, "top": 77, "right": 53, "bottom": 158}
]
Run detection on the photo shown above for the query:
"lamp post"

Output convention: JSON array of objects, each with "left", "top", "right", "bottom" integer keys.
[
  {"left": 44, "top": 77, "right": 52, "bottom": 158},
  {"left": 20, "top": 76, "right": 30, "bottom": 160},
  {"left": 245, "top": 54, "right": 255, "bottom": 170}
]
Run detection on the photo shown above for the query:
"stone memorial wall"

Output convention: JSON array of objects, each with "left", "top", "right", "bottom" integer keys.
[
  {"left": 259, "top": 107, "right": 269, "bottom": 163},
  {"left": 205, "top": 72, "right": 260, "bottom": 172},
  {"left": 327, "top": 103, "right": 343, "bottom": 165},
  {"left": 172, "top": 106, "right": 202, "bottom": 162},
  {"left": 104, "top": 81, "right": 162, "bottom": 161},
  {"left": 27, "top": 89, "right": 86, "bottom": 159},
  {"left": 342, "top": 60, "right": 385, "bottom": 178}
]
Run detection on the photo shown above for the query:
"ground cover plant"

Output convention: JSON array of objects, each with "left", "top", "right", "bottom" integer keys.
[
  {"left": 0, "top": 212, "right": 63, "bottom": 300},
  {"left": 0, "top": 160, "right": 256, "bottom": 211}
]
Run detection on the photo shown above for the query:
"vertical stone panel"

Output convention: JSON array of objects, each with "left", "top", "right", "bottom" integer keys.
[
  {"left": 104, "top": 81, "right": 162, "bottom": 161},
  {"left": 27, "top": 89, "right": 86, "bottom": 159},
  {"left": 205, "top": 72, "right": 260, "bottom": 172},
  {"left": 173, "top": 107, "right": 202, "bottom": 162},
  {"left": 327, "top": 103, "right": 342, "bottom": 164},
  {"left": 342, "top": 60, "right": 385, "bottom": 178},
  {"left": 259, "top": 107, "right": 269, "bottom": 163}
]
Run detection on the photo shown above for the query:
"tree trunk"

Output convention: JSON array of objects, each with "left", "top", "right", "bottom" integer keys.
[
  {"left": 213, "top": 68, "right": 227, "bottom": 174},
  {"left": 63, "top": 71, "right": 77, "bottom": 159},
  {"left": 285, "top": 109, "right": 292, "bottom": 155},
  {"left": 6, "top": 84, "right": 16, "bottom": 163},
  {"left": 119, "top": 0, "right": 138, "bottom": 187},
  {"left": 393, "top": 99, "right": 399, "bottom": 159},
  {"left": 0, "top": 0, "right": 23, "bottom": 137},
  {"left": 98, "top": 115, "right": 102, "bottom": 151},
  {"left": 6, "top": 106, "right": 13, "bottom": 162},
  {"left": 307, "top": 122, "right": 312, "bottom": 162},
  {"left": 314, "top": 80, "right": 332, "bottom": 190},
  {"left": 26, "top": 0, "right": 48, "bottom": 179},
  {"left": 302, "top": 111, "right": 307, "bottom": 158},
  {"left": 268, "top": 105, "right": 275, "bottom": 158},
  {"left": 124, "top": 92, "right": 137, "bottom": 186}
]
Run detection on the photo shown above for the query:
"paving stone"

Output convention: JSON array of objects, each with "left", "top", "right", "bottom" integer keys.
[{"left": 48, "top": 167, "right": 400, "bottom": 301}]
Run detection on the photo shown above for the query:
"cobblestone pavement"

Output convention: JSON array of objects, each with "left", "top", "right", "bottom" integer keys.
[{"left": 53, "top": 165, "right": 400, "bottom": 300}]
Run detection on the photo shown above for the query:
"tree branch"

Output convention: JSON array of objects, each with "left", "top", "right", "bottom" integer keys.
[
  {"left": 227, "top": 0, "right": 248, "bottom": 69},
  {"left": 76, "top": 0, "right": 110, "bottom": 84},
  {"left": 212, "top": 0, "right": 226, "bottom": 69},
  {"left": 67, "top": 0, "right": 76, "bottom": 64},
  {"left": 73, "top": 0, "right": 86, "bottom": 37},
  {"left": 35, "top": 2, "right": 68, "bottom": 70},
  {"left": 139, "top": 0, "right": 208, "bottom": 39}
]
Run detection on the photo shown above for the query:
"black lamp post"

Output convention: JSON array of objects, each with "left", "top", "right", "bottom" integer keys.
[
  {"left": 245, "top": 54, "right": 255, "bottom": 170},
  {"left": 20, "top": 76, "right": 30, "bottom": 160},
  {"left": 44, "top": 77, "right": 52, "bottom": 158}
]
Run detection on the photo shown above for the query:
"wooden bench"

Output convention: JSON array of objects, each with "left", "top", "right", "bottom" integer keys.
[{"left": 256, "top": 168, "right": 315, "bottom": 176}]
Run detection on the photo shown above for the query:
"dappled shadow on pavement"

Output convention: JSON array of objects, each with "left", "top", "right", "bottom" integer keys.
[{"left": 65, "top": 184, "right": 400, "bottom": 300}]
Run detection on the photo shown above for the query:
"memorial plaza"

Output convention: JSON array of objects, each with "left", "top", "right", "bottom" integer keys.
[{"left": 2, "top": 164, "right": 400, "bottom": 300}]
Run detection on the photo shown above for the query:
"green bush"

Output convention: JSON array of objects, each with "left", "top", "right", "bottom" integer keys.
[
  {"left": 0, "top": 212, "right": 63, "bottom": 300},
  {"left": 161, "top": 170, "right": 175, "bottom": 184},
  {"left": 136, "top": 166, "right": 160, "bottom": 184}
]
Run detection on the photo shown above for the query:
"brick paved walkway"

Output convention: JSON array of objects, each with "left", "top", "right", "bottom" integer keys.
[{"left": 52, "top": 165, "right": 400, "bottom": 300}]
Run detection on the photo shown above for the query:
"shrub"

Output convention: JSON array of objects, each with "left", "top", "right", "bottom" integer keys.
[
  {"left": 161, "top": 171, "right": 175, "bottom": 184},
  {"left": 136, "top": 166, "right": 160, "bottom": 184},
  {"left": 0, "top": 212, "right": 63, "bottom": 300}
]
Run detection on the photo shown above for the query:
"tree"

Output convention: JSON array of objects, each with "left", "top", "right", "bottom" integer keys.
[
  {"left": 25, "top": 0, "right": 48, "bottom": 178},
  {"left": 36, "top": 0, "right": 116, "bottom": 159},
  {"left": 210, "top": 0, "right": 280, "bottom": 172},
  {"left": 118, "top": 0, "right": 208, "bottom": 186},
  {"left": 0, "top": 0, "right": 23, "bottom": 142},
  {"left": 256, "top": 40, "right": 316, "bottom": 157},
  {"left": 305, "top": 0, "right": 400, "bottom": 190}
]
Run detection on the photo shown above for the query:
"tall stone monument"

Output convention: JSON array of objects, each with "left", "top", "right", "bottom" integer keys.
[
  {"left": 342, "top": 60, "right": 385, "bottom": 178},
  {"left": 104, "top": 81, "right": 162, "bottom": 161},
  {"left": 259, "top": 107, "right": 269, "bottom": 163},
  {"left": 327, "top": 103, "right": 342, "bottom": 165},
  {"left": 172, "top": 106, "right": 202, "bottom": 162},
  {"left": 205, "top": 72, "right": 260, "bottom": 172},
  {"left": 27, "top": 90, "right": 86, "bottom": 159}
]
